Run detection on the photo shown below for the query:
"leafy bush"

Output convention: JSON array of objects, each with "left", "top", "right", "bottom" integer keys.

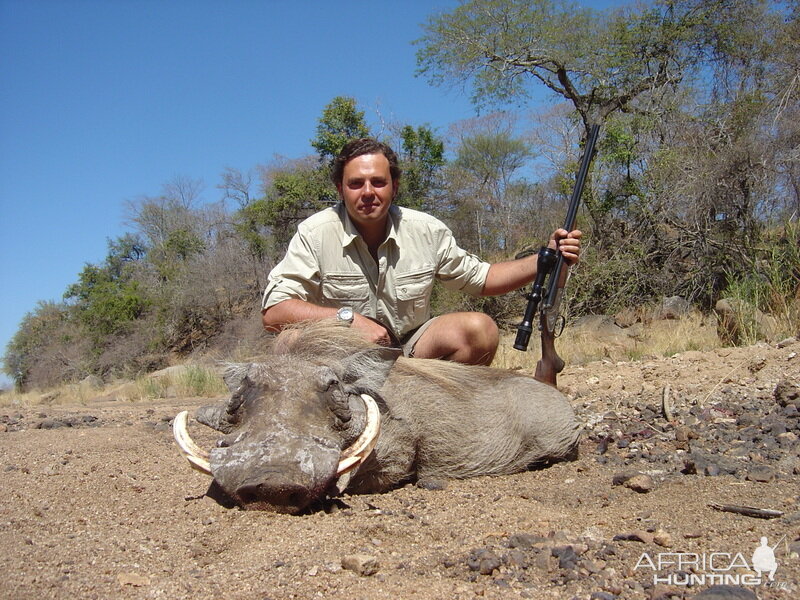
[
  {"left": 719, "top": 223, "right": 800, "bottom": 343},
  {"left": 3, "top": 302, "right": 73, "bottom": 389}
]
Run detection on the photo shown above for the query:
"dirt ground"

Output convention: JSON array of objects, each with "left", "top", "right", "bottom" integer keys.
[{"left": 1, "top": 339, "right": 798, "bottom": 600}]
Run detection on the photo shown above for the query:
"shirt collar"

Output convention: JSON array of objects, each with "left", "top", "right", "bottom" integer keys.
[
  {"left": 338, "top": 203, "right": 360, "bottom": 248},
  {"left": 337, "top": 203, "right": 400, "bottom": 249},
  {"left": 385, "top": 205, "right": 400, "bottom": 245}
]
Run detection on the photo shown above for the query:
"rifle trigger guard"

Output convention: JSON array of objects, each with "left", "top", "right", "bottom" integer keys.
[{"left": 553, "top": 315, "right": 566, "bottom": 338}]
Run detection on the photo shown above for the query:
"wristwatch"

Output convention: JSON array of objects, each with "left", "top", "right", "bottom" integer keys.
[{"left": 336, "top": 306, "right": 354, "bottom": 326}]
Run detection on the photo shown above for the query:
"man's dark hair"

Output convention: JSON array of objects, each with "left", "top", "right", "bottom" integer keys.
[{"left": 331, "top": 138, "right": 402, "bottom": 187}]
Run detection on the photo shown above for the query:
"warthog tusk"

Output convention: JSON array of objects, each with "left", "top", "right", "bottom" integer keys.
[
  {"left": 336, "top": 394, "right": 381, "bottom": 476},
  {"left": 173, "top": 411, "right": 212, "bottom": 475}
]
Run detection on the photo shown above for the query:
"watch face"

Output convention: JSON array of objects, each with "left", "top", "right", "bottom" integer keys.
[{"left": 338, "top": 307, "right": 354, "bottom": 322}]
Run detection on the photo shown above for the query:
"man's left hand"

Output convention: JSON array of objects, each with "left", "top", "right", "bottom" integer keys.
[{"left": 549, "top": 229, "right": 582, "bottom": 266}]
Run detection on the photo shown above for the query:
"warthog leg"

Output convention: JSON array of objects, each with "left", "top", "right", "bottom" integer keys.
[{"left": 172, "top": 393, "right": 381, "bottom": 479}]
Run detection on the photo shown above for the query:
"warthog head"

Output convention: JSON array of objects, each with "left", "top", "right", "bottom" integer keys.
[{"left": 174, "top": 330, "right": 399, "bottom": 514}]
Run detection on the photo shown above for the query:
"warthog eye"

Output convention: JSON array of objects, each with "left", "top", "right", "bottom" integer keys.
[{"left": 323, "top": 376, "right": 339, "bottom": 391}]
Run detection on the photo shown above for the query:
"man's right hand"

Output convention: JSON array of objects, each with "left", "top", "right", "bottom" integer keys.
[{"left": 352, "top": 313, "right": 393, "bottom": 346}]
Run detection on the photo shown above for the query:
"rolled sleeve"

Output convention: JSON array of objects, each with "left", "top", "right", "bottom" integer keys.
[
  {"left": 435, "top": 226, "right": 490, "bottom": 296},
  {"left": 261, "top": 232, "right": 320, "bottom": 310}
]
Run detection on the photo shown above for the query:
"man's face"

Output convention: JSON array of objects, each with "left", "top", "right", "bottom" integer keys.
[{"left": 337, "top": 153, "right": 398, "bottom": 233}]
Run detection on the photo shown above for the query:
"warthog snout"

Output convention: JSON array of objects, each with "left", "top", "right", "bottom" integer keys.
[
  {"left": 235, "top": 479, "right": 316, "bottom": 513},
  {"left": 209, "top": 431, "right": 343, "bottom": 514}
]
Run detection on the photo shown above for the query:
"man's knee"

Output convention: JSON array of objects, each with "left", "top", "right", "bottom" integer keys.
[
  {"left": 456, "top": 312, "right": 499, "bottom": 364},
  {"left": 411, "top": 312, "right": 499, "bottom": 365},
  {"left": 462, "top": 312, "right": 499, "bottom": 345}
]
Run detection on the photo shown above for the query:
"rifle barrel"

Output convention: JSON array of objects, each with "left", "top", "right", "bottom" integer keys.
[
  {"left": 544, "top": 124, "right": 600, "bottom": 311},
  {"left": 562, "top": 124, "right": 600, "bottom": 232},
  {"left": 513, "top": 123, "right": 601, "bottom": 355}
]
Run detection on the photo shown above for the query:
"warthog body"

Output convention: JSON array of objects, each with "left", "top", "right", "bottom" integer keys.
[{"left": 187, "top": 322, "right": 581, "bottom": 513}]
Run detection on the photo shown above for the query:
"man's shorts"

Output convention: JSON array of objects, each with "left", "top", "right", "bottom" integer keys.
[{"left": 400, "top": 317, "right": 440, "bottom": 358}]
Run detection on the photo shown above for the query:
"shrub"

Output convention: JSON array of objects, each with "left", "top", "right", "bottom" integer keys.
[
  {"left": 719, "top": 223, "right": 800, "bottom": 343},
  {"left": 176, "top": 365, "right": 227, "bottom": 397}
]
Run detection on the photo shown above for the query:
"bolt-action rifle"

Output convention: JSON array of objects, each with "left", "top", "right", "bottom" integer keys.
[{"left": 513, "top": 124, "right": 601, "bottom": 387}]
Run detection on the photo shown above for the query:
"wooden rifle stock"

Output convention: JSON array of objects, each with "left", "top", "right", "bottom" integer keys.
[
  {"left": 515, "top": 124, "right": 600, "bottom": 387},
  {"left": 534, "top": 309, "right": 565, "bottom": 386}
]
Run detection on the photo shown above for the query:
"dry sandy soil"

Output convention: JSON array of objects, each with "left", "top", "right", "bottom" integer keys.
[{"left": 1, "top": 339, "right": 798, "bottom": 600}]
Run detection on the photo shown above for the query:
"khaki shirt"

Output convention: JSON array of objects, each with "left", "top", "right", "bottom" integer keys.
[{"left": 262, "top": 204, "right": 490, "bottom": 339}]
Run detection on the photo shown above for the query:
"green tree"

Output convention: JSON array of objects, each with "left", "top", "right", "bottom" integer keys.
[
  {"left": 252, "top": 157, "right": 335, "bottom": 252},
  {"left": 591, "top": 112, "right": 653, "bottom": 226},
  {"left": 256, "top": 97, "right": 373, "bottom": 251},
  {"left": 64, "top": 237, "right": 151, "bottom": 338},
  {"left": 416, "top": 0, "right": 743, "bottom": 131},
  {"left": 147, "top": 227, "right": 207, "bottom": 281},
  {"left": 104, "top": 233, "right": 146, "bottom": 278},
  {"left": 311, "top": 96, "right": 370, "bottom": 164},
  {"left": 396, "top": 124, "right": 446, "bottom": 210},
  {"left": 447, "top": 114, "right": 533, "bottom": 253},
  {"left": 2, "top": 301, "right": 71, "bottom": 389},
  {"left": 419, "top": 0, "right": 797, "bottom": 314}
]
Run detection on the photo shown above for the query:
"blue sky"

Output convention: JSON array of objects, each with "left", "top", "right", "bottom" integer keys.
[{"left": 0, "top": 0, "right": 613, "bottom": 387}]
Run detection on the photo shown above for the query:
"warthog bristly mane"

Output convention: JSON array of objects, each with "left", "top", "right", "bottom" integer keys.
[{"left": 264, "top": 319, "right": 522, "bottom": 396}]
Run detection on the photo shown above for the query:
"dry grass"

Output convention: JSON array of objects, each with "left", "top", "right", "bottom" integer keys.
[
  {"left": 0, "top": 377, "right": 112, "bottom": 409},
  {"left": 0, "top": 364, "right": 227, "bottom": 408},
  {"left": 0, "top": 314, "right": 729, "bottom": 408},
  {"left": 492, "top": 312, "right": 722, "bottom": 371}
]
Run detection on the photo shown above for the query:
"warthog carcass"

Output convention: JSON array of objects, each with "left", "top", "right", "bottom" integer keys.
[{"left": 174, "top": 321, "right": 581, "bottom": 514}]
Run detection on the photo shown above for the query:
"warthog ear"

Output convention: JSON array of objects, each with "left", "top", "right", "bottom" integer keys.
[
  {"left": 338, "top": 347, "right": 401, "bottom": 391},
  {"left": 195, "top": 363, "right": 252, "bottom": 433}
]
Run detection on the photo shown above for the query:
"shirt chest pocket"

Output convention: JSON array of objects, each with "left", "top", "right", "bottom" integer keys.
[
  {"left": 321, "top": 273, "right": 370, "bottom": 301},
  {"left": 395, "top": 268, "right": 434, "bottom": 302}
]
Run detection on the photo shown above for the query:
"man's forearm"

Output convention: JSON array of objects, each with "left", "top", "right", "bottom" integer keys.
[
  {"left": 262, "top": 299, "right": 392, "bottom": 346},
  {"left": 261, "top": 299, "right": 338, "bottom": 332},
  {"left": 481, "top": 230, "right": 580, "bottom": 297},
  {"left": 481, "top": 255, "right": 538, "bottom": 296},
  {"left": 481, "top": 253, "right": 570, "bottom": 297}
]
